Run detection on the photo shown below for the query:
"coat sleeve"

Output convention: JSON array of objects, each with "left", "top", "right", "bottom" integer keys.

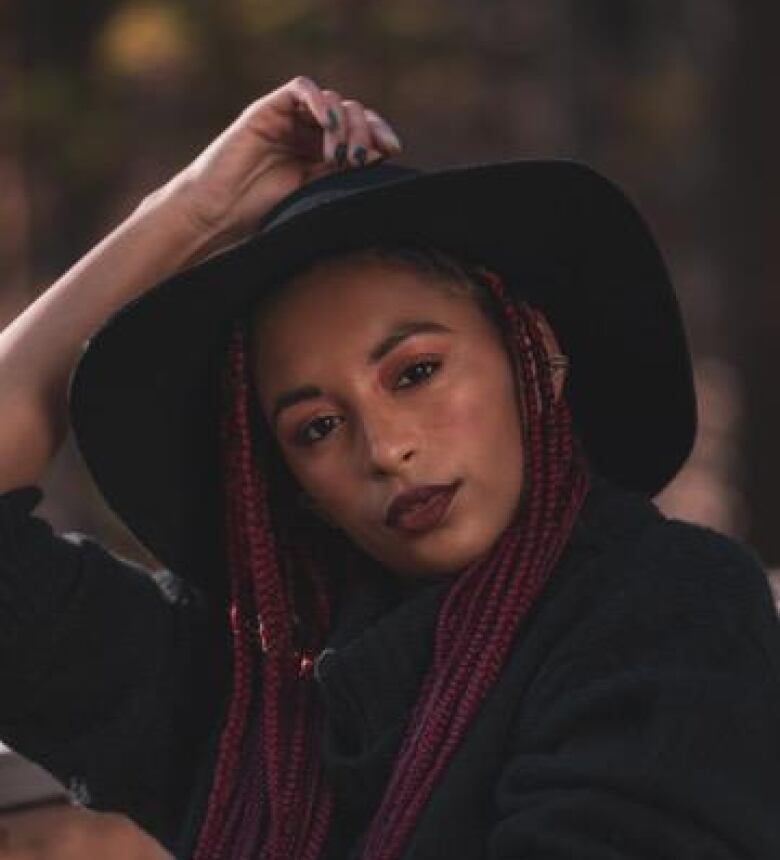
[
  {"left": 0, "top": 486, "right": 228, "bottom": 849},
  {"left": 489, "top": 522, "right": 780, "bottom": 860}
]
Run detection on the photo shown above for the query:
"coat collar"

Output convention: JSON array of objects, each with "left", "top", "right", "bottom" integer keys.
[{"left": 313, "top": 475, "right": 661, "bottom": 843}]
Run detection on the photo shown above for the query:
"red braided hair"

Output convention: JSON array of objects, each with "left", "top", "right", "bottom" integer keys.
[
  {"left": 192, "top": 322, "right": 334, "bottom": 860},
  {"left": 359, "top": 269, "right": 589, "bottom": 859},
  {"left": 192, "top": 266, "right": 589, "bottom": 860}
]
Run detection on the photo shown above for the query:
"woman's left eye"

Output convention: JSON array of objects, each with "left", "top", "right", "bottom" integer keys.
[{"left": 395, "top": 359, "right": 441, "bottom": 389}]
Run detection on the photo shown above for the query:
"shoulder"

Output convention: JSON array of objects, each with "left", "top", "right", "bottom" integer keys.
[
  {"left": 498, "top": 509, "right": 780, "bottom": 860},
  {"left": 548, "top": 481, "right": 780, "bottom": 671},
  {"left": 623, "top": 515, "right": 775, "bottom": 626},
  {"left": 574, "top": 477, "right": 772, "bottom": 611},
  {"left": 642, "top": 513, "right": 766, "bottom": 579}
]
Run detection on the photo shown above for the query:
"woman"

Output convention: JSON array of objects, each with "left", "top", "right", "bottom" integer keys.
[{"left": 1, "top": 77, "right": 779, "bottom": 859}]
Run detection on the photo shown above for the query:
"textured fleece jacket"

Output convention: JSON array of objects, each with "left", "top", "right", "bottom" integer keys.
[{"left": 1, "top": 478, "right": 780, "bottom": 858}]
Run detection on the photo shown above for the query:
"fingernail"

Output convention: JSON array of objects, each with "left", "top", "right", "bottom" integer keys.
[
  {"left": 327, "top": 108, "right": 339, "bottom": 132},
  {"left": 334, "top": 142, "right": 348, "bottom": 166},
  {"left": 385, "top": 127, "right": 402, "bottom": 149},
  {"left": 353, "top": 145, "right": 367, "bottom": 166}
]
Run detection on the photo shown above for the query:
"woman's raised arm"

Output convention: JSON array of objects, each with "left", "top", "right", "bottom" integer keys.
[{"left": 0, "top": 77, "right": 401, "bottom": 494}]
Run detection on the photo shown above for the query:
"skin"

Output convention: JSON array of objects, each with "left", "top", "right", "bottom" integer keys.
[
  {"left": 251, "top": 254, "right": 564, "bottom": 580},
  {"left": 0, "top": 805, "right": 173, "bottom": 860}
]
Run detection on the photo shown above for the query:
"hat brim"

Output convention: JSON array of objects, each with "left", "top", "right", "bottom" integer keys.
[{"left": 70, "top": 159, "right": 696, "bottom": 593}]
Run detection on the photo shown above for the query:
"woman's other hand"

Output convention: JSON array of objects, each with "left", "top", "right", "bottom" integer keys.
[
  {"left": 156, "top": 76, "right": 403, "bottom": 261},
  {"left": 0, "top": 804, "right": 173, "bottom": 859}
]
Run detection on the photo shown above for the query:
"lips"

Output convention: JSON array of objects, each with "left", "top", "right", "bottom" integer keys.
[{"left": 385, "top": 481, "right": 461, "bottom": 532}]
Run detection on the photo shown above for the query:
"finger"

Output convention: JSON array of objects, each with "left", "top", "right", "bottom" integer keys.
[
  {"left": 240, "top": 76, "right": 332, "bottom": 157},
  {"left": 341, "top": 100, "right": 378, "bottom": 167},
  {"left": 284, "top": 75, "right": 332, "bottom": 130},
  {"left": 320, "top": 89, "right": 348, "bottom": 163},
  {"left": 245, "top": 75, "right": 329, "bottom": 132},
  {"left": 364, "top": 109, "right": 403, "bottom": 155}
]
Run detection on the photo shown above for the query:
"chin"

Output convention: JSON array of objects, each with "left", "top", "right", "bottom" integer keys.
[{"left": 395, "top": 525, "right": 501, "bottom": 578}]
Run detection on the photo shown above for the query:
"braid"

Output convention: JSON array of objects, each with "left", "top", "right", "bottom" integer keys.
[
  {"left": 193, "top": 265, "right": 588, "bottom": 860},
  {"left": 192, "top": 326, "right": 334, "bottom": 860},
  {"left": 358, "top": 271, "right": 589, "bottom": 860}
]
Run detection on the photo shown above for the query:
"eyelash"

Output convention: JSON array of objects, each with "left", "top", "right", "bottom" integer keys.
[
  {"left": 295, "top": 359, "right": 442, "bottom": 446},
  {"left": 395, "top": 358, "right": 441, "bottom": 389}
]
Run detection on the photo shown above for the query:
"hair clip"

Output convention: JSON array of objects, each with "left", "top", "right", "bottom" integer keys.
[{"left": 547, "top": 354, "right": 570, "bottom": 371}]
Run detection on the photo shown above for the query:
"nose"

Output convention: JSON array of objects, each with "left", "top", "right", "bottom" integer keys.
[{"left": 359, "top": 405, "right": 417, "bottom": 476}]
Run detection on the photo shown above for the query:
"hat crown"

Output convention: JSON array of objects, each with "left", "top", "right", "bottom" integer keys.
[{"left": 261, "top": 163, "right": 420, "bottom": 232}]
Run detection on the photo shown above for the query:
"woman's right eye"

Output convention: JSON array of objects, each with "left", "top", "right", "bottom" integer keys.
[{"left": 297, "top": 415, "right": 343, "bottom": 445}]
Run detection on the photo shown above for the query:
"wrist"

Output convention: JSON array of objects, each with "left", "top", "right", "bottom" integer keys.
[{"left": 134, "top": 176, "right": 234, "bottom": 272}]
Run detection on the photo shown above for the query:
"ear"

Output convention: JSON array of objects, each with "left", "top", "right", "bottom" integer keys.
[{"left": 532, "top": 309, "right": 567, "bottom": 402}]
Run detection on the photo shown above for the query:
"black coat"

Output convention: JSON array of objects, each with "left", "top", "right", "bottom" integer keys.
[{"left": 2, "top": 478, "right": 780, "bottom": 858}]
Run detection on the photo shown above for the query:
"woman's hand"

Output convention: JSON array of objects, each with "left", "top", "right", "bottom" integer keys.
[
  {"left": 0, "top": 75, "right": 401, "bottom": 495},
  {"left": 157, "top": 76, "right": 403, "bottom": 262},
  {"left": 0, "top": 804, "right": 173, "bottom": 859}
]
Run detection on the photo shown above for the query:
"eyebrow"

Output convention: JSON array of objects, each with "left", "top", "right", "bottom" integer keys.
[{"left": 271, "top": 320, "right": 452, "bottom": 425}]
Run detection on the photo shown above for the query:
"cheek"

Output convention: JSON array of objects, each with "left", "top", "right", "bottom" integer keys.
[
  {"left": 440, "top": 372, "right": 526, "bottom": 542},
  {"left": 432, "top": 361, "right": 524, "bottom": 463},
  {"left": 285, "top": 454, "right": 359, "bottom": 529}
]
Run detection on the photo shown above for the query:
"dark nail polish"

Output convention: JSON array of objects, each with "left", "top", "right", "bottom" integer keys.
[
  {"left": 353, "top": 145, "right": 367, "bottom": 166},
  {"left": 335, "top": 142, "right": 348, "bottom": 166},
  {"left": 327, "top": 108, "right": 339, "bottom": 132}
]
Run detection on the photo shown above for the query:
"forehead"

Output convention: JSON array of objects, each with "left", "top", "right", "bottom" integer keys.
[{"left": 251, "top": 256, "right": 479, "bottom": 364}]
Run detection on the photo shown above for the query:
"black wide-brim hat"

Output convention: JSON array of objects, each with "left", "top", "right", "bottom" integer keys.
[{"left": 69, "top": 160, "right": 696, "bottom": 595}]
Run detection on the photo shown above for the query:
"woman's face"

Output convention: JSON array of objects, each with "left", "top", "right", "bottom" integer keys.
[{"left": 250, "top": 255, "right": 526, "bottom": 579}]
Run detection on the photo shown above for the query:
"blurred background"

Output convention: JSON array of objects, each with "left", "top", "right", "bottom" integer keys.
[{"left": 1, "top": 0, "right": 778, "bottom": 593}]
